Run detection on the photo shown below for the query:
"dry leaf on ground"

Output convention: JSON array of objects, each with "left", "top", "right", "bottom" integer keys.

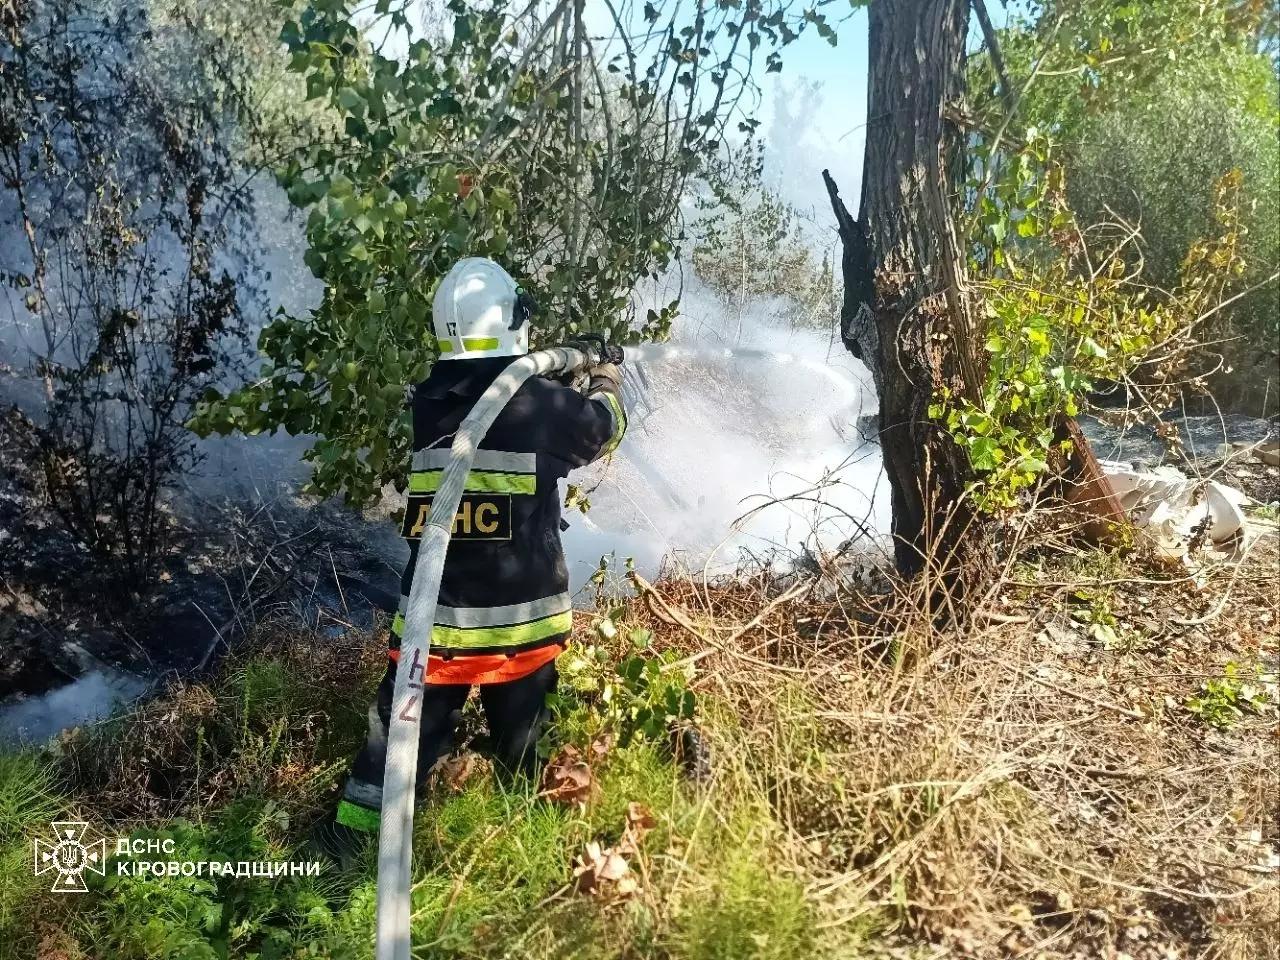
[
  {"left": 432, "top": 752, "right": 479, "bottom": 792},
  {"left": 572, "top": 840, "right": 639, "bottom": 898},
  {"left": 588, "top": 733, "right": 612, "bottom": 759},
  {"left": 621, "top": 801, "right": 657, "bottom": 854},
  {"left": 538, "top": 744, "right": 596, "bottom": 806}
]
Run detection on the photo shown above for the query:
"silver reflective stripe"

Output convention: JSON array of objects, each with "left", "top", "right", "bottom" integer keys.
[
  {"left": 589, "top": 393, "right": 617, "bottom": 433},
  {"left": 412, "top": 448, "right": 536, "bottom": 474},
  {"left": 396, "top": 592, "right": 572, "bottom": 628},
  {"left": 344, "top": 776, "right": 384, "bottom": 808}
]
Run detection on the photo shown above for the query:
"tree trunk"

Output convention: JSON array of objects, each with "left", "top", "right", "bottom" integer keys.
[{"left": 825, "top": 0, "right": 982, "bottom": 579}]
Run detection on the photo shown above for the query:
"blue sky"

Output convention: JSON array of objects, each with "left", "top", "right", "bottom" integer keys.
[
  {"left": 578, "top": 0, "right": 871, "bottom": 222},
  {"left": 754, "top": 8, "right": 869, "bottom": 220},
  {"left": 746, "top": 4, "right": 1012, "bottom": 221}
]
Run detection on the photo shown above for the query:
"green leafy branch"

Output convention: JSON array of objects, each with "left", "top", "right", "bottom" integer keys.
[
  {"left": 934, "top": 120, "right": 1248, "bottom": 511},
  {"left": 191, "top": 0, "right": 823, "bottom": 506}
]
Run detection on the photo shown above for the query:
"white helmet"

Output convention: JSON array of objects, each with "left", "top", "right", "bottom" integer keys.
[{"left": 431, "top": 257, "right": 532, "bottom": 361}]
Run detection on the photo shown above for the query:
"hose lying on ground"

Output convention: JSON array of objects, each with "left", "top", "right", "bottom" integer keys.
[{"left": 375, "top": 346, "right": 597, "bottom": 960}]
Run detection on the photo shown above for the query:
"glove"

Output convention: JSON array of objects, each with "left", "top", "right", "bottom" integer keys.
[
  {"left": 563, "top": 335, "right": 623, "bottom": 368},
  {"left": 588, "top": 361, "right": 623, "bottom": 391}
]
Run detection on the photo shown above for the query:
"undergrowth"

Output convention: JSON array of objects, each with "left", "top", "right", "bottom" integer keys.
[
  {"left": 0, "top": 611, "right": 848, "bottom": 960},
  {"left": 2, "top": 536, "right": 1275, "bottom": 959}
]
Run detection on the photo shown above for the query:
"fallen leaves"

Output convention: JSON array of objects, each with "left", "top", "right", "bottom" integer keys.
[
  {"left": 536, "top": 739, "right": 658, "bottom": 901},
  {"left": 539, "top": 736, "right": 612, "bottom": 808},
  {"left": 588, "top": 733, "right": 612, "bottom": 760},
  {"left": 624, "top": 800, "right": 657, "bottom": 846},
  {"left": 571, "top": 802, "right": 658, "bottom": 901},
  {"left": 572, "top": 840, "right": 638, "bottom": 897},
  {"left": 432, "top": 752, "right": 481, "bottom": 792},
  {"left": 539, "top": 744, "right": 597, "bottom": 807}
]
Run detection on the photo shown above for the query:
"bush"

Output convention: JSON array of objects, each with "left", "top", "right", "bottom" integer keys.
[{"left": 0, "top": 0, "right": 271, "bottom": 585}]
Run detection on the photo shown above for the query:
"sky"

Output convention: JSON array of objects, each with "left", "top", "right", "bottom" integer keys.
[
  {"left": 752, "top": 8, "right": 869, "bottom": 221},
  {"left": 365, "top": 0, "right": 1017, "bottom": 235},
  {"left": 576, "top": 0, "right": 871, "bottom": 229},
  {"left": 375, "top": 1, "right": 871, "bottom": 228}
]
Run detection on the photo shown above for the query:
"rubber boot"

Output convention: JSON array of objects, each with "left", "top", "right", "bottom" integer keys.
[{"left": 306, "top": 815, "right": 372, "bottom": 873}]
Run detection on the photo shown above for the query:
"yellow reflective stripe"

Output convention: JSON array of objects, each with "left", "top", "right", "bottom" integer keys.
[
  {"left": 414, "top": 448, "right": 535, "bottom": 473},
  {"left": 437, "top": 337, "right": 501, "bottom": 354},
  {"left": 390, "top": 610, "right": 571, "bottom": 648},
  {"left": 409, "top": 470, "right": 535, "bottom": 494},
  {"left": 598, "top": 392, "right": 627, "bottom": 457},
  {"left": 336, "top": 800, "right": 381, "bottom": 832},
  {"left": 435, "top": 611, "right": 572, "bottom": 649}
]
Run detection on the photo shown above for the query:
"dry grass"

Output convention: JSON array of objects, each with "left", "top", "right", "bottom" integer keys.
[
  {"left": 55, "top": 619, "right": 384, "bottom": 824},
  {"left": 623, "top": 522, "right": 1279, "bottom": 959},
  {"left": 19, "top": 513, "right": 1277, "bottom": 959}
]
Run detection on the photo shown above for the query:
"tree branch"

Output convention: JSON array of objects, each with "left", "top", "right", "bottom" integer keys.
[
  {"left": 822, "top": 169, "right": 880, "bottom": 389},
  {"left": 971, "top": 0, "right": 1013, "bottom": 102}
]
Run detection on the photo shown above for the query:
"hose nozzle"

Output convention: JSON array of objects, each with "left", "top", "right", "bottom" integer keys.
[{"left": 562, "top": 333, "right": 624, "bottom": 368}]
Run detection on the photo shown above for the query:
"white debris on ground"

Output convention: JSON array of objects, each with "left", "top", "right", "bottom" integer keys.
[
  {"left": 1098, "top": 438, "right": 1280, "bottom": 562},
  {"left": 1100, "top": 461, "right": 1248, "bottom": 543}
]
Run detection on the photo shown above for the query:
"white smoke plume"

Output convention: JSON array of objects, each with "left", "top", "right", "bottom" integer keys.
[{"left": 560, "top": 274, "right": 888, "bottom": 591}]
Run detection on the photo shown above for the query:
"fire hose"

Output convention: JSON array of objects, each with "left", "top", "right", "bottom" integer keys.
[{"left": 375, "top": 341, "right": 621, "bottom": 960}]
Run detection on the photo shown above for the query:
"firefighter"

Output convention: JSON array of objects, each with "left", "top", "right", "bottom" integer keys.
[{"left": 316, "top": 257, "right": 626, "bottom": 855}]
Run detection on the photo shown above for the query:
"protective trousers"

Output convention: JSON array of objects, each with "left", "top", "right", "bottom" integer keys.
[{"left": 336, "top": 659, "right": 558, "bottom": 832}]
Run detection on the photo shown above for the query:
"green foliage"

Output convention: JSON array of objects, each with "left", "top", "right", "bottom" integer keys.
[
  {"left": 191, "top": 0, "right": 823, "bottom": 505},
  {"left": 1065, "top": 51, "right": 1277, "bottom": 300},
  {"left": 976, "top": 0, "right": 1275, "bottom": 141},
  {"left": 556, "top": 620, "right": 697, "bottom": 748},
  {"left": 148, "top": 0, "right": 344, "bottom": 161},
  {"left": 673, "top": 837, "right": 817, "bottom": 960},
  {"left": 1065, "top": 52, "right": 1279, "bottom": 408},
  {"left": 395, "top": 779, "right": 577, "bottom": 952},
  {"left": 939, "top": 120, "right": 1248, "bottom": 509},
  {"left": 0, "top": 632, "right": 837, "bottom": 960},
  {"left": 965, "top": 130, "right": 1073, "bottom": 272},
  {"left": 1184, "top": 661, "right": 1275, "bottom": 730},
  {"left": 1066, "top": 587, "right": 1137, "bottom": 650},
  {"left": 973, "top": 0, "right": 1280, "bottom": 412},
  {"left": 91, "top": 803, "right": 339, "bottom": 960},
  {"left": 692, "top": 142, "right": 838, "bottom": 331},
  {"left": 0, "top": 754, "right": 62, "bottom": 952},
  {"left": 937, "top": 0, "right": 1277, "bottom": 512},
  {"left": 0, "top": 753, "right": 61, "bottom": 840}
]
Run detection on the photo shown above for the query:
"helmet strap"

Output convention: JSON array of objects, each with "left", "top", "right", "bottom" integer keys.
[{"left": 513, "top": 288, "right": 539, "bottom": 330}]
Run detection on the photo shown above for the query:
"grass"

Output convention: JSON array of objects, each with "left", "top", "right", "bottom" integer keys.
[
  {"left": 0, "top": 613, "right": 841, "bottom": 960},
  {"left": 0, "top": 754, "right": 64, "bottom": 943},
  {"left": 1, "top": 529, "right": 1275, "bottom": 959}
]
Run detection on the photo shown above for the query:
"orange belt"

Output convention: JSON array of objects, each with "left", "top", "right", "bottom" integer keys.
[{"left": 387, "top": 642, "right": 563, "bottom": 685}]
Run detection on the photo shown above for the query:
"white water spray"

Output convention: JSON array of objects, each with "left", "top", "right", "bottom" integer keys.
[
  {"left": 624, "top": 342, "right": 863, "bottom": 410},
  {"left": 561, "top": 291, "right": 890, "bottom": 588}
]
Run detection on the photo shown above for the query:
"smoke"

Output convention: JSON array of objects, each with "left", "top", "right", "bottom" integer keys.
[
  {"left": 759, "top": 77, "right": 863, "bottom": 223},
  {"left": 181, "top": 181, "right": 322, "bottom": 504},
  {"left": 560, "top": 274, "right": 888, "bottom": 590},
  {"left": 178, "top": 183, "right": 893, "bottom": 591},
  {"left": 550, "top": 74, "right": 891, "bottom": 592},
  {"left": 3, "top": 116, "right": 886, "bottom": 591}
]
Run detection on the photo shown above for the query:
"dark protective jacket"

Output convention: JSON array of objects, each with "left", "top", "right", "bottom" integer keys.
[{"left": 388, "top": 356, "right": 626, "bottom": 685}]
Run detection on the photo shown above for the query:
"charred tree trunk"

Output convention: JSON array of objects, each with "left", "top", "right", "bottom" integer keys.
[{"left": 825, "top": 0, "right": 983, "bottom": 579}]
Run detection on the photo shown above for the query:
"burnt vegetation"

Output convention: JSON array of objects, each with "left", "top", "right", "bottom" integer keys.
[{"left": 1, "top": 0, "right": 263, "bottom": 585}]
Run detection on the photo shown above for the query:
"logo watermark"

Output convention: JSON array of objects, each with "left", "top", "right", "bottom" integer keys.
[
  {"left": 34, "top": 821, "right": 107, "bottom": 893},
  {"left": 33, "top": 823, "right": 321, "bottom": 893}
]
